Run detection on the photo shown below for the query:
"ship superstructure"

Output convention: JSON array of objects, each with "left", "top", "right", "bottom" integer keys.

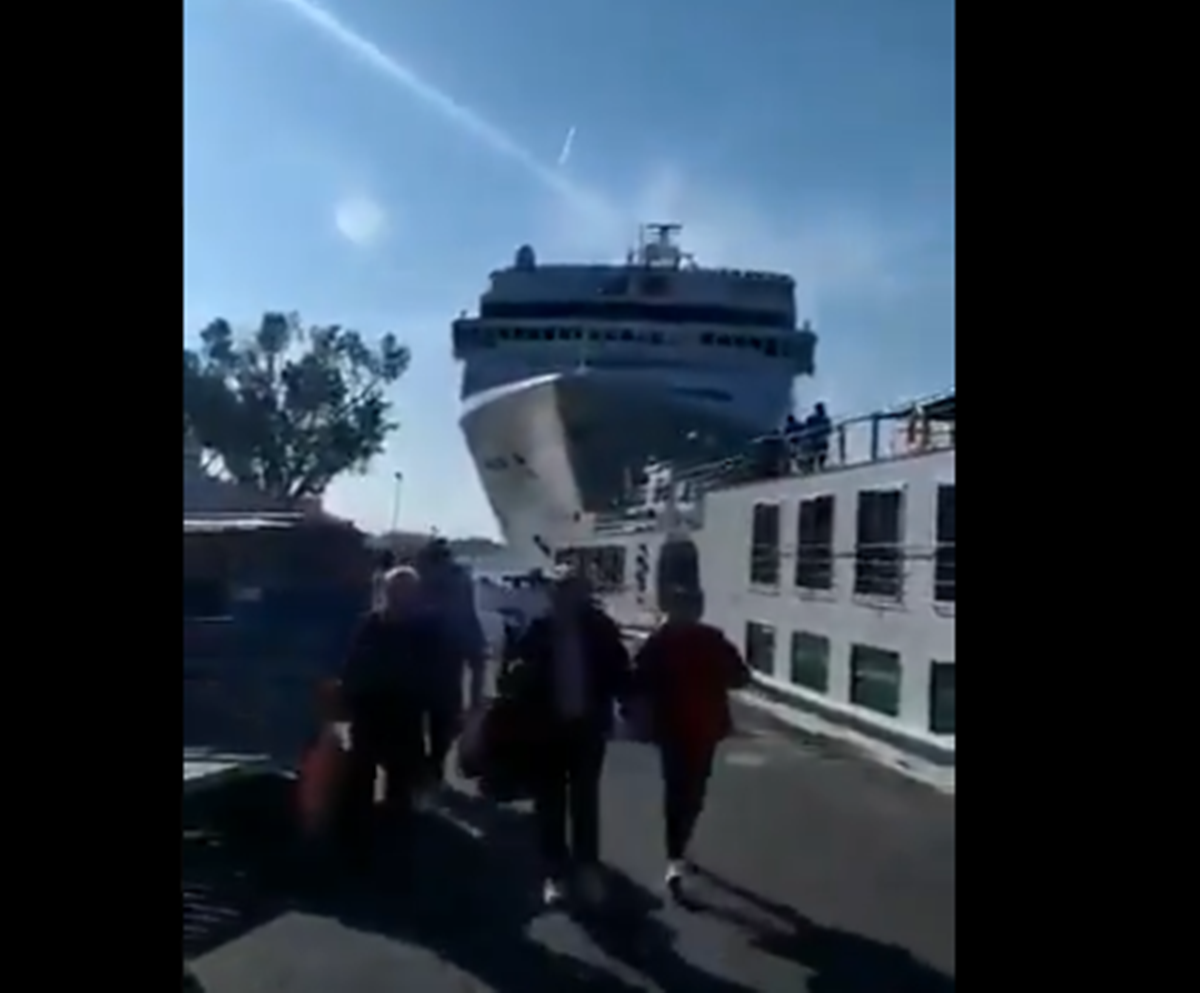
[{"left": 452, "top": 224, "right": 817, "bottom": 562}]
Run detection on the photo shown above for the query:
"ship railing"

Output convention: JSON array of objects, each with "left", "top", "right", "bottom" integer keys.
[{"left": 671, "top": 388, "right": 956, "bottom": 498}]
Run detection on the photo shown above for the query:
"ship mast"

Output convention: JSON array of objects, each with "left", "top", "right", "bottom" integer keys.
[{"left": 633, "top": 223, "right": 692, "bottom": 269}]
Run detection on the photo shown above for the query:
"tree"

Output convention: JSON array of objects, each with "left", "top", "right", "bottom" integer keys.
[{"left": 183, "top": 312, "right": 410, "bottom": 500}]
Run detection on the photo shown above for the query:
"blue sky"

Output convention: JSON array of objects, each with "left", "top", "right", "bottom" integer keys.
[{"left": 183, "top": 0, "right": 955, "bottom": 538}]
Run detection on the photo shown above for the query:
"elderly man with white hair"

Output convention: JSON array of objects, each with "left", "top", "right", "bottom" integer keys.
[{"left": 338, "top": 564, "right": 451, "bottom": 868}]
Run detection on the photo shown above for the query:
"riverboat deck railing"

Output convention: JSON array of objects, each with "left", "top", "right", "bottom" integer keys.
[
  {"left": 592, "top": 388, "right": 955, "bottom": 535},
  {"left": 683, "top": 387, "right": 955, "bottom": 491}
]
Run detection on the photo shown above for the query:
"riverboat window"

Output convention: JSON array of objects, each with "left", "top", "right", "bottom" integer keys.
[
  {"left": 749, "top": 502, "right": 781, "bottom": 586},
  {"left": 745, "top": 621, "right": 776, "bottom": 677},
  {"left": 854, "top": 488, "right": 905, "bottom": 598},
  {"left": 849, "top": 643, "right": 901, "bottom": 717},
  {"left": 701, "top": 333, "right": 714, "bottom": 344},
  {"left": 934, "top": 484, "right": 955, "bottom": 603},
  {"left": 789, "top": 631, "right": 830, "bottom": 693},
  {"left": 764, "top": 340, "right": 778, "bottom": 357},
  {"left": 795, "top": 494, "right": 835, "bottom": 590},
  {"left": 929, "top": 661, "right": 955, "bottom": 734}
]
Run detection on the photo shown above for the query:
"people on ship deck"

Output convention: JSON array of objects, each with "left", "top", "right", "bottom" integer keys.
[
  {"left": 783, "top": 412, "right": 803, "bottom": 447},
  {"left": 801, "top": 402, "right": 832, "bottom": 471}
]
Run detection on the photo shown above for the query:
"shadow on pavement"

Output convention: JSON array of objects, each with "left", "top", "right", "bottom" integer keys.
[
  {"left": 299, "top": 787, "right": 756, "bottom": 992},
  {"left": 568, "top": 865, "right": 758, "bottom": 993},
  {"left": 679, "top": 866, "right": 955, "bottom": 993},
  {"left": 184, "top": 775, "right": 951, "bottom": 992}
]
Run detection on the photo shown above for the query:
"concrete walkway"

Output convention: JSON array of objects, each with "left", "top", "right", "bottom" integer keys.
[{"left": 185, "top": 703, "right": 955, "bottom": 992}]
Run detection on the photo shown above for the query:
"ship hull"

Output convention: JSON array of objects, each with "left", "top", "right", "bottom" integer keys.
[{"left": 461, "top": 372, "right": 785, "bottom": 563}]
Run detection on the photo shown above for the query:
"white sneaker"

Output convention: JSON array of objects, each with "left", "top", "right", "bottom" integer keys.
[
  {"left": 542, "top": 877, "right": 566, "bottom": 907},
  {"left": 665, "top": 860, "right": 688, "bottom": 899},
  {"left": 575, "top": 866, "right": 607, "bottom": 906}
]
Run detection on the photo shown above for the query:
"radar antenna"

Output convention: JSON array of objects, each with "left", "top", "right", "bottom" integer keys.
[{"left": 635, "top": 223, "right": 694, "bottom": 269}]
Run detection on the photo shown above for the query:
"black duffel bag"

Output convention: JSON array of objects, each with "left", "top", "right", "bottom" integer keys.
[{"left": 457, "top": 693, "right": 538, "bottom": 803}]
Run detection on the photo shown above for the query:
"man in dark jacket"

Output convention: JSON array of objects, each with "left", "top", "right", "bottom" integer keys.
[
  {"left": 339, "top": 566, "right": 446, "bottom": 864},
  {"left": 414, "top": 538, "right": 487, "bottom": 789},
  {"left": 512, "top": 570, "right": 631, "bottom": 907}
]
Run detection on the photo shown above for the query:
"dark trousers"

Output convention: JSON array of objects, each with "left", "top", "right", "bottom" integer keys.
[
  {"left": 660, "top": 742, "right": 716, "bottom": 861},
  {"left": 341, "top": 689, "right": 421, "bottom": 860},
  {"left": 417, "top": 698, "right": 459, "bottom": 784},
  {"left": 534, "top": 719, "right": 607, "bottom": 872}
]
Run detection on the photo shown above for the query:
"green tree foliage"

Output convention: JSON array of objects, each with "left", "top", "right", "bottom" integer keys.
[{"left": 183, "top": 313, "right": 410, "bottom": 499}]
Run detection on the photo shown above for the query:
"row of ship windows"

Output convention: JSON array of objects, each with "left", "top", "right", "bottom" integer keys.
[
  {"left": 749, "top": 483, "right": 956, "bottom": 602},
  {"left": 457, "top": 324, "right": 806, "bottom": 358},
  {"left": 478, "top": 300, "right": 793, "bottom": 330},
  {"left": 745, "top": 622, "right": 956, "bottom": 735}
]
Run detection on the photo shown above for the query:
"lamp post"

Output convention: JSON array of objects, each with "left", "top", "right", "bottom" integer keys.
[{"left": 389, "top": 471, "right": 404, "bottom": 533}]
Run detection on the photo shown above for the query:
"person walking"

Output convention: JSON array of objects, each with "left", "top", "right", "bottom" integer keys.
[
  {"left": 630, "top": 590, "right": 750, "bottom": 900},
  {"left": 337, "top": 566, "right": 446, "bottom": 868},
  {"left": 511, "top": 570, "right": 631, "bottom": 908},
  {"left": 413, "top": 537, "right": 487, "bottom": 793}
]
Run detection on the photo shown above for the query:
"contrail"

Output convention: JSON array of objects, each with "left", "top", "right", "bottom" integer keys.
[
  {"left": 557, "top": 125, "right": 576, "bottom": 167},
  {"left": 266, "top": 0, "right": 614, "bottom": 221}
]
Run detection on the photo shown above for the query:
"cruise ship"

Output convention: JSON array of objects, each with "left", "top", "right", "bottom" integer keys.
[{"left": 453, "top": 224, "right": 817, "bottom": 561}]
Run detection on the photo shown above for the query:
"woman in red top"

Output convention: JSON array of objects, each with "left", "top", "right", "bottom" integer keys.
[{"left": 631, "top": 590, "right": 750, "bottom": 898}]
